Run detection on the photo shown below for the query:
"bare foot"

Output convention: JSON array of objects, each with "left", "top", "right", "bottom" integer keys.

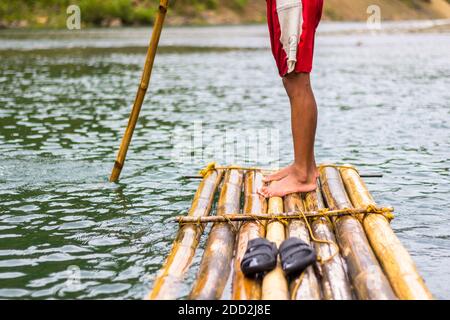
[
  {"left": 263, "top": 163, "right": 319, "bottom": 183},
  {"left": 263, "top": 164, "right": 294, "bottom": 183},
  {"left": 258, "top": 165, "right": 317, "bottom": 198}
]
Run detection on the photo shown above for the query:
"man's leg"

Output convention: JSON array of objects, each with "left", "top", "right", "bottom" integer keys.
[{"left": 260, "top": 72, "right": 318, "bottom": 197}]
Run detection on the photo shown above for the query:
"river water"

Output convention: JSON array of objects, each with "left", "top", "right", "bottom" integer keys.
[{"left": 0, "top": 21, "right": 449, "bottom": 299}]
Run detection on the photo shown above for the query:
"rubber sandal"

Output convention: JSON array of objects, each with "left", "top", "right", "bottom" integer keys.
[
  {"left": 279, "top": 237, "right": 316, "bottom": 277},
  {"left": 241, "top": 238, "right": 278, "bottom": 277}
]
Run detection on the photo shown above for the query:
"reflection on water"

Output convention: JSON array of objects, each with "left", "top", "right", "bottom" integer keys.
[{"left": 0, "top": 23, "right": 449, "bottom": 299}]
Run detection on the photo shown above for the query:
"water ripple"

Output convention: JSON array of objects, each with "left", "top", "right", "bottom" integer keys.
[{"left": 0, "top": 25, "right": 449, "bottom": 299}]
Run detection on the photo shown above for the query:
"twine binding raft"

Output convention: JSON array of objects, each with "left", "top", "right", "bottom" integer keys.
[{"left": 149, "top": 163, "right": 433, "bottom": 300}]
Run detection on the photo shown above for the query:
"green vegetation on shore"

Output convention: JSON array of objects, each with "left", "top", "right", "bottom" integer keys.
[
  {"left": 1, "top": 0, "right": 449, "bottom": 29},
  {"left": 0, "top": 0, "right": 254, "bottom": 28}
]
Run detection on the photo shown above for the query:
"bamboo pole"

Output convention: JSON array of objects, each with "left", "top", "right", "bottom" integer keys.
[
  {"left": 303, "top": 188, "right": 353, "bottom": 300},
  {"left": 175, "top": 206, "right": 393, "bottom": 224},
  {"left": 232, "top": 171, "right": 267, "bottom": 300},
  {"left": 189, "top": 169, "right": 243, "bottom": 300},
  {"left": 340, "top": 166, "right": 433, "bottom": 300},
  {"left": 319, "top": 166, "right": 397, "bottom": 300},
  {"left": 148, "top": 169, "right": 223, "bottom": 300},
  {"left": 110, "top": 0, "right": 169, "bottom": 182},
  {"left": 182, "top": 173, "right": 382, "bottom": 180},
  {"left": 284, "top": 193, "right": 321, "bottom": 300},
  {"left": 261, "top": 196, "right": 289, "bottom": 300}
]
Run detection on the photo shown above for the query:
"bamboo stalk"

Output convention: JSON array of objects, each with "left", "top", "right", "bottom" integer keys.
[
  {"left": 110, "top": 0, "right": 169, "bottom": 182},
  {"left": 149, "top": 171, "right": 223, "bottom": 300},
  {"left": 232, "top": 171, "right": 267, "bottom": 300},
  {"left": 319, "top": 166, "right": 397, "bottom": 300},
  {"left": 340, "top": 166, "right": 433, "bottom": 300},
  {"left": 303, "top": 188, "right": 353, "bottom": 300},
  {"left": 284, "top": 193, "right": 321, "bottom": 300},
  {"left": 148, "top": 169, "right": 223, "bottom": 300},
  {"left": 175, "top": 206, "right": 393, "bottom": 224},
  {"left": 189, "top": 169, "right": 243, "bottom": 300},
  {"left": 261, "top": 196, "right": 289, "bottom": 300},
  {"left": 183, "top": 173, "right": 382, "bottom": 180}
]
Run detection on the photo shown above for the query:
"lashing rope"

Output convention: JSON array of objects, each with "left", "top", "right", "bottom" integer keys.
[
  {"left": 178, "top": 205, "right": 393, "bottom": 298},
  {"left": 289, "top": 208, "right": 339, "bottom": 300},
  {"left": 195, "top": 162, "right": 384, "bottom": 299},
  {"left": 290, "top": 270, "right": 306, "bottom": 300},
  {"left": 297, "top": 208, "right": 340, "bottom": 264},
  {"left": 223, "top": 214, "right": 238, "bottom": 233}
]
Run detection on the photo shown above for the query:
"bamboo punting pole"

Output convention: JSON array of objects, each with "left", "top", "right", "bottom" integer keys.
[
  {"left": 232, "top": 171, "right": 267, "bottom": 300},
  {"left": 109, "top": 0, "right": 169, "bottom": 182},
  {"left": 261, "top": 196, "right": 289, "bottom": 300},
  {"left": 149, "top": 169, "right": 223, "bottom": 300},
  {"left": 340, "top": 166, "right": 433, "bottom": 300},
  {"left": 319, "top": 166, "right": 397, "bottom": 300},
  {"left": 284, "top": 193, "right": 321, "bottom": 300},
  {"left": 189, "top": 169, "right": 243, "bottom": 300},
  {"left": 303, "top": 189, "right": 353, "bottom": 300}
]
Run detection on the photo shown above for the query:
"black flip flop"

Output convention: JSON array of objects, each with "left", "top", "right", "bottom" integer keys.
[
  {"left": 241, "top": 238, "right": 278, "bottom": 277},
  {"left": 279, "top": 237, "right": 316, "bottom": 277}
]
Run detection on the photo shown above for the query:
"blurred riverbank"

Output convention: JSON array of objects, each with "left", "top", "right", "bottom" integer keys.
[
  {"left": 1, "top": 19, "right": 449, "bottom": 52},
  {"left": 1, "top": 0, "right": 450, "bottom": 29}
]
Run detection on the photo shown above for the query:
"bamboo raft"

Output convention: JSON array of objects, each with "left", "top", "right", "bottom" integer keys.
[{"left": 148, "top": 164, "right": 433, "bottom": 300}]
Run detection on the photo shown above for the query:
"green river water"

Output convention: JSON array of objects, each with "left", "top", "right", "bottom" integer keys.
[{"left": 0, "top": 22, "right": 449, "bottom": 299}]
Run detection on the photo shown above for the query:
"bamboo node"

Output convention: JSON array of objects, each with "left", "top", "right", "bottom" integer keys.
[
  {"left": 114, "top": 160, "right": 123, "bottom": 170},
  {"left": 159, "top": 5, "right": 168, "bottom": 13}
]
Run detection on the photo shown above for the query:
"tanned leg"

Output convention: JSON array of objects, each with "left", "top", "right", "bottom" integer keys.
[{"left": 259, "top": 72, "right": 318, "bottom": 197}]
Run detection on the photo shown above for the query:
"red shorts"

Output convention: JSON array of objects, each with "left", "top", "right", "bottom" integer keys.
[{"left": 267, "top": 0, "right": 323, "bottom": 77}]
